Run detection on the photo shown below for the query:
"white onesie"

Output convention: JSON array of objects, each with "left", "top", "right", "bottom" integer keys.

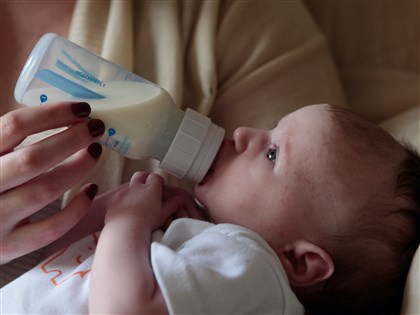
[{"left": 1, "top": 218, "right": 304, "bottom": 314}]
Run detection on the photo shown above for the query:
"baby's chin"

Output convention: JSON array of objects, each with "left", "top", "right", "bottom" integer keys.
[
  {"left": 194, "top": 182, "right": 215, "bottom": 213},
  {"left": 194, "top": 167, "right": 215, "bottom": 201},
  {"left": 193, "top": 184, "right": 205, "bottom": 202},
  {"left": 197, "top": 158, "right": 217, "bottom": 187},
  {"left": 196, "top": 138, "right": 226, "bottom": 187}
]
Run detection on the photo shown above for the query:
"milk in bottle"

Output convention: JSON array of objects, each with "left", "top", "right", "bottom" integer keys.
[{"left": 14, "top": 33, "right": 224, "bottom": 183}]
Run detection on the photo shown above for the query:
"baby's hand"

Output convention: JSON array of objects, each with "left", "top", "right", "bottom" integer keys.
[
  {"left": 105, "top": 172, "right": 180, "bottom": 231},
  {"left": 91, "top": 172, "right": 171, "bottom": 314},
  {"left": 163, "top": 185, "right": 210, "bottom": 223}
]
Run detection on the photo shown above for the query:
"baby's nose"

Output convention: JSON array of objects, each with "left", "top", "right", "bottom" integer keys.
[{"left": 233, "top": 127, "right": 254, "bottom": 153}]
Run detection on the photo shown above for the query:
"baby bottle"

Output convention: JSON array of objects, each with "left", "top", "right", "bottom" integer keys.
[{"left": 14, "top": 33, "right": 225, "bottom": 183}]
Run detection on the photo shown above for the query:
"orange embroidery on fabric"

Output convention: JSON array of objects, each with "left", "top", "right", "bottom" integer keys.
[{"left": 41, "top": 233, "right": 98, "bottom": 286}]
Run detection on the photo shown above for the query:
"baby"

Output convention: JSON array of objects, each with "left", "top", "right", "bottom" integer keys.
[
  {"left": 89, "top": 104, "right": 420, "bottom": 314},
  {"left": 2, "top": 104, "right": 419, "bottom": 315}
]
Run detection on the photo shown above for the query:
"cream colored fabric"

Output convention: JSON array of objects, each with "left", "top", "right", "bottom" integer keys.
[
  {"left": 304, "top": 0, "right": 419, "bottom": 122},
  {"left": 401, "top": 246, "right": 420, "bottom": 315},
  {"left": 381, "top": 106, "right": 419, "bottom": 151},
  {"left": 401, "top": 247, "right": 420, "bottom": 315},
  {"left": 63, "top": 0, "right": 346, "bottom": 204}
]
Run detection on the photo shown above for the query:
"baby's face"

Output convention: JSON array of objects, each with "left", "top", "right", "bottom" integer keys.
[{"left": 194, "top": 104, "right": 389, "bottom": 250}]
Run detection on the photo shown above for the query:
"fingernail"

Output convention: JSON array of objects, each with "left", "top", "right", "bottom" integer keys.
[
  {"left": 85, "top": 184, "right": 99, "bottom": 200},
  {"left": 87, "top": 143, "right": 102, "bottom": 160},
  {"left": 71, "top": 102, "right": 91, "bottom": 117},
  {"left": 88, "top": 119, "right": 105, "bottom": 137}
]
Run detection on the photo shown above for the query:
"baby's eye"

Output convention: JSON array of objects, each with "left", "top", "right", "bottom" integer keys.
[{"left": 266, "top": 146, "right": 277, "bottom": 164}]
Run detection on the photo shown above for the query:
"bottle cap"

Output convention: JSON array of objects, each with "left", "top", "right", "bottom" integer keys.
[{"left": 160, "top": 109, "right": 225, "bottom": 183}]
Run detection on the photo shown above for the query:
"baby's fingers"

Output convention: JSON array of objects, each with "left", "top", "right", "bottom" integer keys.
[
  {"left": 129, "top": 171, "right": 149, "bottom": 186},
  {"left": 130, "top": 172, "right": 164, "bottom": 198},
  {"left": 163, "top": 186, "right": 208, "bottom": 221},
  {"left": 161, "top": 197, "right": 186, "bottom": 222}
]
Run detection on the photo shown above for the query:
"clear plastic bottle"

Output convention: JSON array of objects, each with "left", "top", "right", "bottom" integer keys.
[{"left": 14, "top": 33, "right": 225, "bottom": 183}]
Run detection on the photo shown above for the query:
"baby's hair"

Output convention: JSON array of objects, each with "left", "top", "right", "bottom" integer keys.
[{"left": 304, "top": 105, "right": 420, "bottom": 315}]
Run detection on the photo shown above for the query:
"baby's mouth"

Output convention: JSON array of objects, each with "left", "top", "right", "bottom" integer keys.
[
  {"left": 199, "top": 163, "right": 215, "bottom": 186},
  {"left": 198, "top": 139, "right": 226, "bottom": 186}
]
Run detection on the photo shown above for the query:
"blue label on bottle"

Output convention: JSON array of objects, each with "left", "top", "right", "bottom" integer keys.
[{"left": 35, "top": 69, "right": 105, "bottom": 99}]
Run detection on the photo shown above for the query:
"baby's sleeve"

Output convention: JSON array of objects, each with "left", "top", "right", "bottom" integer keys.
[{"left": 150, "top": 219, "right": 304, "bottom": 314}]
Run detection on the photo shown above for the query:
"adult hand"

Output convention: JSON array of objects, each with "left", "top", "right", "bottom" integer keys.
[{"left": 0, "top": 102, "right": 105, "bottom": 264}]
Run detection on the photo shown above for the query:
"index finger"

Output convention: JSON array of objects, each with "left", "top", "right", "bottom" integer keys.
[
  {"left": 0, "top": 102, "right": 90, "bottom": 154},
  {"left": 145, "top": 173, "right": 164, "bottom": 197}
]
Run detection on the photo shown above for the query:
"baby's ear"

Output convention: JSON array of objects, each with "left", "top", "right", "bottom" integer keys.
[{"left": 278, "top": 240, "right": 334, "bottom": 287}]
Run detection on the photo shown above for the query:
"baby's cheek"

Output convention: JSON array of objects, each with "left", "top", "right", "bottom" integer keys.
[{"left": 213, "top": 196, "right": 250, "bottom": 224}]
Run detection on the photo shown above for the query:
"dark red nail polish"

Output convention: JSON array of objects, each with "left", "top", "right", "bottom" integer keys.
[
  {"left": 71, "top": 102, "right": 91, "bottom": 117},
  {"left": 88, "top": 119, "right": 105, "bottom": 137},
  {"left": 87, "top": 143, "right": 102, "bottom": 160},
  {"left": 85, "top": 184, "right": 99, "bottom": 200}
]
